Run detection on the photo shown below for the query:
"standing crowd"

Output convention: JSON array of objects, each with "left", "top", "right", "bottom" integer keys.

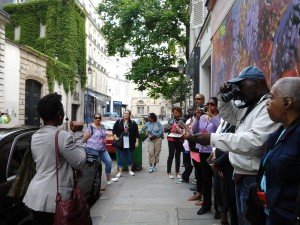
[
  {"left": 162, "top": 66, "right": 300, "bottom": 225},
  {"left": 20, "top": 65, "right": 300, "bottom": 225}
]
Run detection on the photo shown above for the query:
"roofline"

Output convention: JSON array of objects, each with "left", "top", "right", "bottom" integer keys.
[{"left": 0, "top": 8, "right": 11, "bottom": 24}]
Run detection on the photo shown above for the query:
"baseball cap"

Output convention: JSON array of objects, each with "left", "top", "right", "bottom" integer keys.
[{"left": 228, "top": 66, "right": 265, "bottom": 83}]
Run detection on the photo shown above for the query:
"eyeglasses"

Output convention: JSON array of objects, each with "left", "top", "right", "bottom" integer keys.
[
  {"left": 94, "top": 117, "right": 101, "bottom": 120},
  {"left": 207, "top": 103, "right": 215, "bottom": 106},
  {"left": 195, "top": 98, "right": 203, "bottom": 101}
]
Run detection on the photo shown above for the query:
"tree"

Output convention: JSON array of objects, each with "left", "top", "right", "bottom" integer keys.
[{"left": 98, "top": 0, "right": 190, "bottom": 102}]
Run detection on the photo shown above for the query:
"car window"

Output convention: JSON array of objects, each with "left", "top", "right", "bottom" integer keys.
[
  {"left": 133, "top": 119, "right": 142, "bottom": 125},
  {"left": 6, "top": 132, "right": 33, "bottom": 180},
  {"left": 101, "top": 120, "right": 116, "bottom": 130}
]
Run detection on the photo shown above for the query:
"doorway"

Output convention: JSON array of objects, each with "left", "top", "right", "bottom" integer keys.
[{"left": 25, "top": 79, "right": 41, "bottom": 126}]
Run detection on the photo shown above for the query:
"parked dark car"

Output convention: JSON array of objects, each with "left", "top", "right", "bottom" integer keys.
[{"left": 0, "top": 126, "right": 102, "bottom": 225}]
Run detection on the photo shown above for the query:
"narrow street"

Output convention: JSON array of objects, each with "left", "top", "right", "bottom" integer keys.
[{"left": 91, "top": 128, "right": 219, "bottom": 225}]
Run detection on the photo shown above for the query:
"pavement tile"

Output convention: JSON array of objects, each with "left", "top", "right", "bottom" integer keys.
[
  {"left": 90, "top": 199, "right": 112, "bottom": 217},
  {"left": 104, "top": 209, "right": 128, "bottom": 222},
  {"left": 127, "top": 210, "right": 169, "bottom": 223},
  {"left": 91, "top": 135, "right": 220, "bottom": 225}
]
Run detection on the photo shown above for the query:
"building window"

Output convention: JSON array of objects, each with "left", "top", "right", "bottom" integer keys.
[
  {"left": 40, "top": 23, "right": 46, "bottom": 38},
  {"left": 137, "top": 100, "right": 145, "bottom": 115},
  {"left": 14, "top": 26, "right": 21, "bottom": 41}
]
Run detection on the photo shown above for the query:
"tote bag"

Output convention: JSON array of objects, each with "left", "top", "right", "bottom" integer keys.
[{"left": 53, "top": 131, "right": 92, "bottom": 225}]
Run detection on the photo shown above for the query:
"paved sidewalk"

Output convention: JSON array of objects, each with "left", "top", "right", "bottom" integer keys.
[{"left": 90, "top": 137, "right": 219, "bottom": 225}]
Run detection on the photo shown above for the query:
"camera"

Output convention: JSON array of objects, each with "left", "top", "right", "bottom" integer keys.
[
  {"left": 221, "top": 84, "right": 240, "bottom": 102},
  {"left": 200, "top": 106, "right": 208, "bottom": 113}
]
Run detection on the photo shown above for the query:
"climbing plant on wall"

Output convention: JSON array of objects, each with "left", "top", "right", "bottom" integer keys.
[{"left": 4, "top": 0, "right": 86, "bottom": 93}]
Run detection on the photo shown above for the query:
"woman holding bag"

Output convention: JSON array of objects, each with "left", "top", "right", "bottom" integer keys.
[
  {"left": 23, "top": 93, "right": 87, "bottom": 225},
  {"left": 84, "top": 113, "right": 118, "bottom": 185},
  {"left": 113, "top": 110, "right": 139, "bottom": 178}
]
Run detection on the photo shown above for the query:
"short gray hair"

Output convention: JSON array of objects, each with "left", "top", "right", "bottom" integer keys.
[{"left": 274, "top": 77, "right": 300, "bottom": 111}]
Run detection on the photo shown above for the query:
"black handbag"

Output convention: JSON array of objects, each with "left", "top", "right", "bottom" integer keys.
[
  {"left": 53, "top": 131, "right": 92, "bottom": 225},
  {"left": 112, "top": 133, "right": 123, "bottom": 148}
]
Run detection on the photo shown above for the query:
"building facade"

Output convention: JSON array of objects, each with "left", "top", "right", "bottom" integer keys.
[{"left": 191, "top": 0, "right": 300, "bottom": 99}]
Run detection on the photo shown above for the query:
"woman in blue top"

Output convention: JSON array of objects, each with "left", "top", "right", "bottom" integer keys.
[
  {"left": 259, "top": 77, "right": 300, "bottom": 225},
  {"left": 141, "top": 113, "right": 164, "bottom": 173},
  {"left": 84, "top": 113, "right": 118, "bottom": 185}
]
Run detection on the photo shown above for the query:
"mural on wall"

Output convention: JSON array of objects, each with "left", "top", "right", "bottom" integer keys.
[{"left": 212, "top": 0, "right": 300, "bottom": 94}]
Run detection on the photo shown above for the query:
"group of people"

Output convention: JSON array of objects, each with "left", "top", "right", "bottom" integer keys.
[
  {"left": 21, "top": 65, "right": 300, "bottom": 225},
  {"left": 164, "top": 66, "right": 300, "bottom": 225}
]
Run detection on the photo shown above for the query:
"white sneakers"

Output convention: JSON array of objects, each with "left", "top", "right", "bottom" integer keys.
[
  {"left": 149, "top": 167, "right": 153, "bottom": 173},
  {"left": 107, "top": 177, "right": 118, "bottom": 185},
  {"left": 116, "top": 172, "right": 122, "bottom": 178},
  {"left": 168, "top": 174, "right": 181, "bottom": 179},
  {"left": 129, "top": 171, "right": 135, "bottom": 176},
  {"left": 116, "top": 171, "right": 135, "bottom": 177},
  {"left": 168, "top": 174, "right": 174, "bottom": 179}
]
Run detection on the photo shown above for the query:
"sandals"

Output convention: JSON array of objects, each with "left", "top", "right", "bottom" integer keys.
[
  {"left": 195, "top": 200, "right": 203, "bottom": 206},
  {"left": 188, "top": 195, "right": 201, "bottom": 201}
]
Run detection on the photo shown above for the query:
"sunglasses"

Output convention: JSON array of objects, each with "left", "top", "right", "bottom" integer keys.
[
  {"left": 207, "top": 103, "right": 215, "bottom": 106},
  {"left": 94, "top": 117, "right": 102, "bottom": 120},
  {"left": 195, "top": 98, "right": 203, "bottom": 100}
]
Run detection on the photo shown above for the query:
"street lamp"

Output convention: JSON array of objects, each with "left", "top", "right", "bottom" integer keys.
[
  {"left": 178, "top": 63, "right": 185, "bottom": 108},
  {"left": 178, "top": 63, "right": 184, "bottom": 74},
  {"left": 87, "top": 66, "right": 92, "bottom": 74}
]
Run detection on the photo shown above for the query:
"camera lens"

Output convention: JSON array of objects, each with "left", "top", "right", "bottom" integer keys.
[
  {"left": 221, "top": 84, "right": 240, "bottom": 102},
  {"left": 221, "top": 91, "right": 235, "bottom": 102}
]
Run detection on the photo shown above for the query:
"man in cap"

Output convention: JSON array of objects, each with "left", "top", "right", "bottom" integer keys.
[{"left": 186, "top": 66, "right": 281, "bottom": 225}]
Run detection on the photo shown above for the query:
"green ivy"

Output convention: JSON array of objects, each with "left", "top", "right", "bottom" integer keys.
[{"left": 4, "top": 0, "right": 86, "bottom": 93}]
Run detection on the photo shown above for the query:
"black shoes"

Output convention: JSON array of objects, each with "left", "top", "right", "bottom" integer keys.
[
  {"left": 214, "top": 210, "right": 221, "bottom": 219},
  {"left": 197, "top": 206, "right": 211, "bottom": 215}
]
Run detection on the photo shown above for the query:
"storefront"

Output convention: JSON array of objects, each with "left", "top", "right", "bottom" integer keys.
[{"left": 84, "top": 89, "right": 111, "bottom": 125}]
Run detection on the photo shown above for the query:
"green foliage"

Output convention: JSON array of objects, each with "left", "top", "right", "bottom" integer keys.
[
  {"left": 4, "top": 0, "right": 86, "bottom": 93},
  {"left": 98, "top": 0, "right": 190, "bottom": 101}
]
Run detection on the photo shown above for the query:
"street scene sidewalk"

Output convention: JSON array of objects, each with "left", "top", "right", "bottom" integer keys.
[{"left": 90, "top": 129, "right": 219, "bottom": 225}]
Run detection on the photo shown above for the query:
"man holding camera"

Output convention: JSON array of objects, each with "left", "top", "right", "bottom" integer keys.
[{"left": 187, "top": 66, "right": 281, "bottom": 225}]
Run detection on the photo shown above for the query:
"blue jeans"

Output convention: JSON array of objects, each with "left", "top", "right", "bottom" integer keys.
[
  {"left": 235, "top": 175, "right": 257, "bottom": 225},
  {"left": 117, "top": 148, "right": 133, "bottom": 168},
  {"left": 86, "top": 148, "right": 112, "bottom": 176}
]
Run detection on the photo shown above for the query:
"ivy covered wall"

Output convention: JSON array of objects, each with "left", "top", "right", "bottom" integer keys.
[{"left": 4, "top": 0, "right": 86, "bottom": 93}]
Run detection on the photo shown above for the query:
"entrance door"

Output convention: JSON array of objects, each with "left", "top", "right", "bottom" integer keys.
[
  {"left": 25, "top": 80, "right": 41, "bottom": 126},
  {"left": 71, "top": 104, "right": 78, "bottom": 121}
]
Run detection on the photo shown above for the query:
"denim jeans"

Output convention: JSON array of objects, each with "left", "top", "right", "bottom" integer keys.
[
  {"left": 235, "top": 175, "right": 257, "bottom": 225},
  {"left": 117, "top": 148, "right": 133, "bottom": 168},
  {"left": 86, "top": 148, "right": 112, "bottom": 176}
]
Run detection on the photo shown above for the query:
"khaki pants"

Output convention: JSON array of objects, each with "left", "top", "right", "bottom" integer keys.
[{"left": 148, "top": 137, "right": 162, "bottom": 164}]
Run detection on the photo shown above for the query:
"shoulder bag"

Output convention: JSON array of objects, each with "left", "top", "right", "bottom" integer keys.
[
  {"left": 53, "top": 131, "right": 92, "bottom": 225},
  {"left": 112, "top": 132, "right": 123, "bottom": 148}
]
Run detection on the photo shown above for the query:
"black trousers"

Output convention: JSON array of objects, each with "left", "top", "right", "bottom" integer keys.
[
  {"left": 192, "top": 158, "right": 202, "bottom": 193},
  {"left": 167, "top": 141, "right": 183, "bottom": 174},
  {"left": 182, "top": 150, "right": 193, "bottom": 182},
  {"left": 33, "top": 210, "right": 54, "bottom": 225},
  {"left": 200, "top": 152, "right": 213, "bottom": 209}
]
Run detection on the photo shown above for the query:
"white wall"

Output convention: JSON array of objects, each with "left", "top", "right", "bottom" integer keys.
[
  {"left": 211, "top": 0, "right": 235, "bottom": 36},
  {"left": 199, "top": 17, "right": 212, "bottom": 98},
  {"left": 1, "top": 43, "right": 20, "bottom": 128}
]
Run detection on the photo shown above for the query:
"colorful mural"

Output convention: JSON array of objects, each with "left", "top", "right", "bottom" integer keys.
[{"left": 212, "top": 0, "right": 300, "bottom": 94}]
